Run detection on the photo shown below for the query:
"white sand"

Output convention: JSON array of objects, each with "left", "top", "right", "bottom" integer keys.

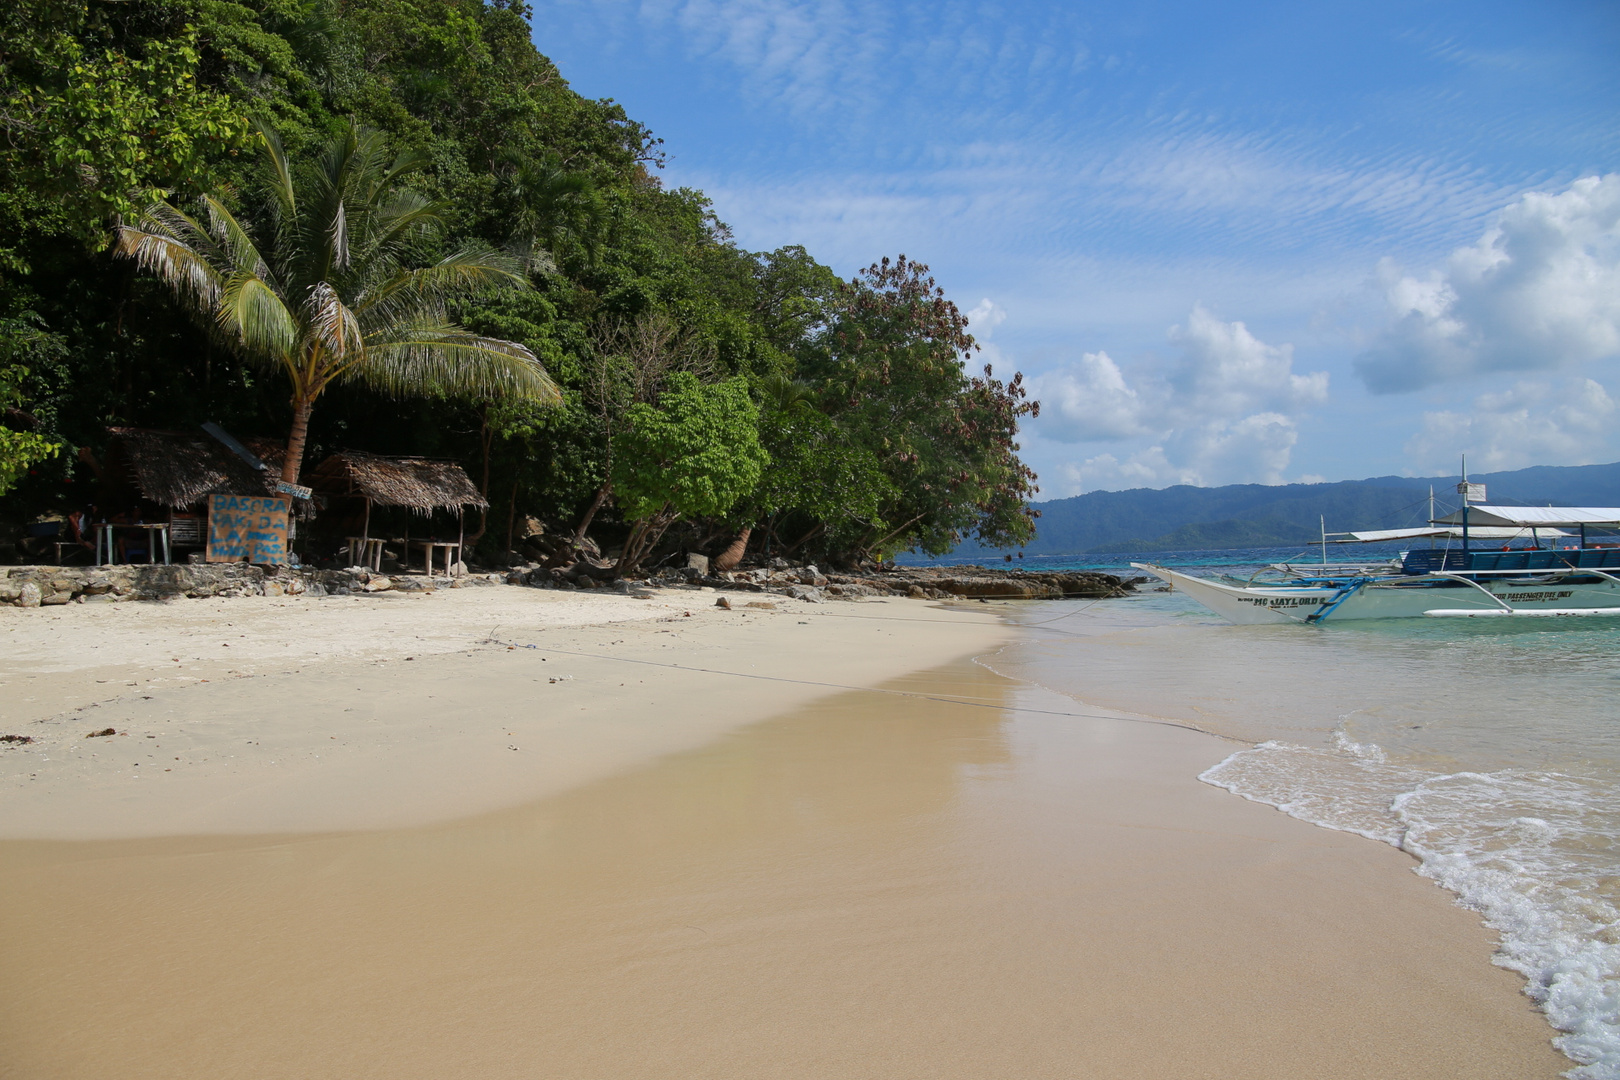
[{"left": 0, "top": 586, "right": 1012, "bottom": 838}]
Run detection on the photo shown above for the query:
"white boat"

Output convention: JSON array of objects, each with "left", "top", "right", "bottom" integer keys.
[{"left": 1131, "top": 504, "right": 1620, "bottom": 625}]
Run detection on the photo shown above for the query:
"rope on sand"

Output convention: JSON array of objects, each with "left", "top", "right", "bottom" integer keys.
[{"left": 479, "top": 636, "right": 1216, "bottom": 737}]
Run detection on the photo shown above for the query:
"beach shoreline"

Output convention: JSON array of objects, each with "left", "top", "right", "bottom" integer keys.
[
  {"left": 0, "top": 587, "right": 1013, "bottom": 840},
  {"left": 0, "top": 590, "right": 1567, "bottom": 1077}
]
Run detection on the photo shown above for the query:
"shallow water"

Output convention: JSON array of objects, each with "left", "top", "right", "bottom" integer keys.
[{"left": 991, "top": 576, "right": 1620, "bottom": 1078}]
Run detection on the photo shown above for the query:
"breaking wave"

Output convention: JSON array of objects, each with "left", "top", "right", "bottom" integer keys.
[{"left": 1203, "top": 741, "right": 1620, "bottom": 1078}]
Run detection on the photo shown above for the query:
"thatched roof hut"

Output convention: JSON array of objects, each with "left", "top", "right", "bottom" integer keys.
[
  {"left": 307, "top": 452, "right": 488, "bottom": 515},
  {"left": 103, "top": 427, "right": 309, "bottom": 514}
]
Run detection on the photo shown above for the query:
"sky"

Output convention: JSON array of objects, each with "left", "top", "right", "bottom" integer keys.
[{"left": 531, "top": 0, "right": 1620, "bottom": 494}]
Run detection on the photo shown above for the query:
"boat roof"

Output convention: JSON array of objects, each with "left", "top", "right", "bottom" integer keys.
[
  {"left": 1324, "top": 525, "right": 1572, "bottom": 544},
  {"left": 1430, "top": 505, "right": 1620, "bottom": 528}
]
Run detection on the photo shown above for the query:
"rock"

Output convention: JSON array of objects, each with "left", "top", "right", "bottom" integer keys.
[
  {"left": 785, "top": 585, "right": 825, "bottom": 603},
  {"left": 908, "top": 585, "right": 929, "bottom": 599},
  {"left": 715, "top": 596, "right": 732, "bottom": 609},
  {"left": 363, "top": 576, "right": 394, "bottom": 592},
  {"left": 769, "top": 557, "right": 789, "bottom": 570},
  {"left": 16, "top": 581, "right": 41, "bottom": 608},
  {"left": 263, "top": 582, "right": 285, "bottom": 598},
  {"left": 744, "top": 601, "right": 776, "bottom": 610},
  {"left": 41, "top": 590, "right": 73, "bottom": 605},
  {"left": 686, "top": 552, "right": 710, "bottom": 575},
  {"left": 85, "top": 728, "right": 116, "bottom": 738}
]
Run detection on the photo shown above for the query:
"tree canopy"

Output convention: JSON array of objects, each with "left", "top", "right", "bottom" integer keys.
[{"left": 0, "top": 0, "right": 1040, "bottom": 568}]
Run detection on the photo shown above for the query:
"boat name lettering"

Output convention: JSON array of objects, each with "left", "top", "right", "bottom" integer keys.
[
  {"left": 1496, "top": 590, "right": 1575, "bottom": 602},
  {"left": 1236, "top": 596, "right": 1325, "bottom": 608}
]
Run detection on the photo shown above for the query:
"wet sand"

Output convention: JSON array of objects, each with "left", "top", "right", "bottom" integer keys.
[{"left": 0, "top": 594, "right": 1564, "bottom": 1077}]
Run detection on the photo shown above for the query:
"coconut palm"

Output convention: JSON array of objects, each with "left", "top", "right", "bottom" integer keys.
[{"left": 115, "top": 119, "right": 559, "bottom": 484}]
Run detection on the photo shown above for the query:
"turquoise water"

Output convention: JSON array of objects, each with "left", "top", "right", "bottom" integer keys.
[{"left": 943, "top": 549, "right": 1620, "bottom": 1077}]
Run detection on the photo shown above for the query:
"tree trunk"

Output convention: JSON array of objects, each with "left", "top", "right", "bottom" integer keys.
[
  {"left": 574, "top": 480, "right": 612, "bottom": 541},
  {"left": 711, "top": 525, "right": 752, "bottom": 572},
  {"left": 617, "top": 507, "right": 676, "bottom": 578},
  {"left": 465, "top": 406, "right": 494, "bottom": 545},
  {"left": 505, "top": 476, "right": 519, "bottom": 554},
  {"left": 282, "top": 395, "right": 316, "bottom": 484},
  {"left": 782, "top": 521, "right": 824, "bottom": 557}
]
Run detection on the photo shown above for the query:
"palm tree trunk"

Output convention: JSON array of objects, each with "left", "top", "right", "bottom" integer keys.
[
  {"left": 711, "top": 525, "right": 751, "bottom": 572},
  {"left": 282, "top": 394, "right": 316, "bottom": 484}
]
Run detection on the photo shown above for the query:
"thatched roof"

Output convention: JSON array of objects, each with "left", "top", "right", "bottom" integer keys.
[
  {"left": 307, "top": 451, "right": 488, "bottom": 514},
  {"left": 104, "top": 427, "right": 303, "bottom": 511}
]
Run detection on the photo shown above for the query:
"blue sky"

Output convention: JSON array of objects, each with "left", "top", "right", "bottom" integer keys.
[{"left": 532, "top": 0, "right": 1620, "bottom": 493}]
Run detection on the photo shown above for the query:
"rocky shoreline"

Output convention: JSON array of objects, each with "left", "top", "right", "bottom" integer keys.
[{"left": 0, "top": 560, "right": 1136, "bottom": 608}]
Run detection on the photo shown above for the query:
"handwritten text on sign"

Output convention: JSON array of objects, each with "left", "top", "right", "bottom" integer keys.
[{"left": 207, "top": 494, "right": 290, "bottom": 564}]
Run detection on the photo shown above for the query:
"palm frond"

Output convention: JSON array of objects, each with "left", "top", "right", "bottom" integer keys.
[
  {"left": 330, "top": 200, "right": 349, "bottom": 271},
  {"left": 351, "top": 191, "right": 443, "bottom": 269},
  {"left": 301, "top": 281, "right": 363, "bottom": 365},
  {"left": 218, "top": 274, "right": 299, "bottom": 363},
  {"left": 354, "top": 323, "right": 559, "bottom": 403},
  {"left": 115, "top": 215, "right": 225, "bottom": 313},
  {"left": 200, "top": 194, "right": 274, "bottom": 283},
  {"left": 352, "top": 249, "right": 527, "bottom": 326},
  {"left": 256, "top": 119, "right": 297, "bottom": 223}
]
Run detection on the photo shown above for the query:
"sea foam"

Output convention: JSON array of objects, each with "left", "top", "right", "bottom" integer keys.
[{"left": 1203, "top": 745, "right": 1620, "bottom": 1078}]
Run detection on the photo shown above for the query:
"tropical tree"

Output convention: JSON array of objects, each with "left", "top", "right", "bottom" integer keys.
[
  {"left": 115, "top": 119, "right": 558, "bottom": 483},
  {"left": 610, "top": 372, "right": 767, "bottom": 577},
  {"left": 807, "top": 255, "right": 1040, "bottom": 558}
]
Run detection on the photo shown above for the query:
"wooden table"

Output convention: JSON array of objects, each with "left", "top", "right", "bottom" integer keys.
[
  {"left": 345, "top": 536, "right": 386, "bottom": 571},
  {"left": 95, "top": 523, "right": 170, "bottom": 565},
  {"left": 409, "top": 540, "right": 461, "bottom": 577}
]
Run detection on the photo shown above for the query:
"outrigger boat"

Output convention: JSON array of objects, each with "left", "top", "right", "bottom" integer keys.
[{"left": 1132, "top": 500, "right": 1620, "bottom": 625}]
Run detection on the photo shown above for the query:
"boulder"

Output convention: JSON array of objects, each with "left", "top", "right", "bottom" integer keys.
[
  {"left": 685, "top": 552, "right": 710, "bottom": 575},
  {"left": 785, "top": 584, "right": 825, "bottom": 603}
]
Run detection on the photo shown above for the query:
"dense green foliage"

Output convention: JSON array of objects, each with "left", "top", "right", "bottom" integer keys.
[
  {"left": 118, "top": 118, "right": 557, "bottom": 482},
  {"left": 0, "top": 0, "right": 1039, "bottom": 566}
]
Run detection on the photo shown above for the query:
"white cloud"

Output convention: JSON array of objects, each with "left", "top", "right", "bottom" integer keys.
[
  {"left": 1029, "top": 351, "right": 1148, "bottom": 442},
  {"left": 1356, "top": 174, "right": 1620, "bottom": 393},
  {"left": 1168, "top": 305, "right": 1328, "bottom": 416},
  {"left": 1058, "top": 447, "right": 1187, "bottom": 496},
  {"left": 1404, "top": 378, "right": 1617, "bottom": 474},
  {"left": 1031, "top": 307, "right": 1328, "bottom": 489},
  {"left": 965, "top": 298, "right": 1007, "bottom": 338}
]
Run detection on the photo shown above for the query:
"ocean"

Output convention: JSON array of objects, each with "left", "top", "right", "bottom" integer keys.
[{"left": 911, "top": 547, "right": 1620, "bottom": 1078}]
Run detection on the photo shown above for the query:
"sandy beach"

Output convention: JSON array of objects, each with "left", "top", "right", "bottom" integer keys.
[{"left": 0, "top": 587, "right": 1564, "bottom": 1077}]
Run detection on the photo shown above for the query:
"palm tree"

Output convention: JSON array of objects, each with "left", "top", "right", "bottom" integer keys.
[{"left": 115, "top": 120, "right": 559, "bottom": 484}]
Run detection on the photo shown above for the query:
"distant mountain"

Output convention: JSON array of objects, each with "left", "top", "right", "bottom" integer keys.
[{"left": 960, "top": 461, "right": 1620, "bottom": 555}]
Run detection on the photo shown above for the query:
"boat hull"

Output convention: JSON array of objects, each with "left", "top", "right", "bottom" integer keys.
[{"left": 1133, "top": 563, "right": 1620, "bottom": 624}]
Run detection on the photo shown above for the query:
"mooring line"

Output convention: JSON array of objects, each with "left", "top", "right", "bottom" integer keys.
[{"left": 480, "top": 637, "right": 1216, "bottom": 736}]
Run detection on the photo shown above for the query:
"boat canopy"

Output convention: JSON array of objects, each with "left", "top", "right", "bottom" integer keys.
[
  {"left": 1430, "top": 506, "right": 1620, "bottom": 528},
  {"left": 1322, "top": 525, "right": 1572, "bottom": 544}
]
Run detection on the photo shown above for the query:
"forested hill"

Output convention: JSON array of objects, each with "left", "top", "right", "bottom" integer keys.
[
  {"left": 0, "top": 0, "right": 1037, "bottom": 569},
  {"left": 961, "top": 461, "right": 1620, "bottom": 555}
]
